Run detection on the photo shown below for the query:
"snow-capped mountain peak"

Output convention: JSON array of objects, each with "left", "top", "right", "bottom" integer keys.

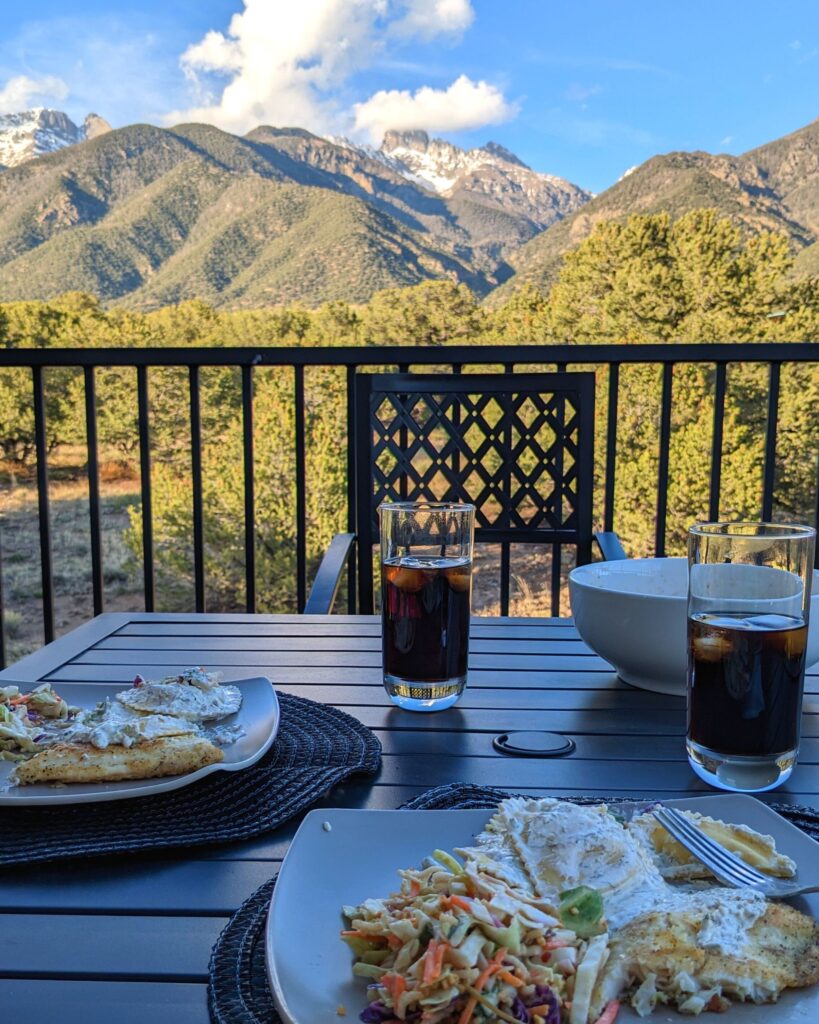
[
  {"left": 338, "top": 129, "right": 592, "bottom": 228},
  {"left": 0, "top": 108, "right": 111, "bottom": 169}
]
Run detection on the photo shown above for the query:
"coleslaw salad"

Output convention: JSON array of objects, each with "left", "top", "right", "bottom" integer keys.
[{"left": 342, "top": 848, "right": 618, "bottom": 1024}]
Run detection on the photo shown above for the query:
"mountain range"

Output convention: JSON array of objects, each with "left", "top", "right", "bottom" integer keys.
[
  {"left": 492, "top": 117, "right": 819, "bottom": 303},
  {"left": 0, "top": 108, "right": 816, "bottom": 309},
  {"left": 0, "top": 108, "right": 111, "bottom": 169}
]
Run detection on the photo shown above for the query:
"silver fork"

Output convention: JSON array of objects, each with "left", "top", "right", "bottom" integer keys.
[{"left": 652, "top": 805, "right": 819, "bottom": 898}]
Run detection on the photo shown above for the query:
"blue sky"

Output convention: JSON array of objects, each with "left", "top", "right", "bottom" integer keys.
[{"left": 0, "top": 0, "right": 817, "bottom": 193}]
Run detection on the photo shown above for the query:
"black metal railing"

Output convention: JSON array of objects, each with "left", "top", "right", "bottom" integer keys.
[{"left": 0, "top": 342, "right": 816, "bottom": 668}]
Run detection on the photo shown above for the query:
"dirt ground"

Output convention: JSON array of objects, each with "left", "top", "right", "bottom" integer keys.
[
  {"left": 1, "top": 455, "right": 571, "bottom": 665},
  {"left": 0, "top": 456, "right": 146, "bottom": 664}
]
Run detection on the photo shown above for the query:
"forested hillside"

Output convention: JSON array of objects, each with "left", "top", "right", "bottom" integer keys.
[
  {"left": 492, "top": 118, "right": 819, "bottom": 302},
  {"left": 0, "top": 210, "right": 816, "bottom": 657}
]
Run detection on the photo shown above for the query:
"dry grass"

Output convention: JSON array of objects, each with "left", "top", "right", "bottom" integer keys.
[
  {"left": 0, "top": 451, "right": 573, "bottom": 664},
  {"left": 0, "top": 454, "right": 145, "bottom": 662},
  {"left": 471, "top": 543, "right": 573, "bottom": 617}
]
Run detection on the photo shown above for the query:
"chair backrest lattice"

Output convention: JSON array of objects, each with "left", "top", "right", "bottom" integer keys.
[{"left": 353, "top": 372, "right": 595, "bottom": 615}]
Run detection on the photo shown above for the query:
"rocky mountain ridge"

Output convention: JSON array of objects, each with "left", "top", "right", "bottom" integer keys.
[
  {"left": 0, "top": 108, "right": 111, "bottom": 169},
  {"left": 0, "top": 120, "right": 590, "bottom": 307},
  {"left": 331, "top": 129, "right": 590, "bottom": 232},
  {"left": 492, "top": 116, "right": 819, "bottom": 301},
  {"left": 0, "top": 109, "right": 815, "bottom": 309}
]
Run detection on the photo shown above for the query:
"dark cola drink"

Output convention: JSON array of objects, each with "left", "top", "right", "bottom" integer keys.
[
  {"left": 381, "top": 556, "right": 471, "bottom": 710},
  {"left": 687, "top": 612, "right": 808, "bottom": 789}
]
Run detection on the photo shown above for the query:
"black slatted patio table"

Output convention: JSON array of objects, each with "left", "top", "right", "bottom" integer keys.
[{"left": 1, "top": 611, "right": 818, "bottom": 1023}]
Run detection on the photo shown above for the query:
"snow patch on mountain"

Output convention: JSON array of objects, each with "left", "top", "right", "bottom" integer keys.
[
  {"left": 330, "top": 129, "right": 591, "bottom": 228},
  {"left": 0, "top": 108, "right": 111, "bottom": 169}
]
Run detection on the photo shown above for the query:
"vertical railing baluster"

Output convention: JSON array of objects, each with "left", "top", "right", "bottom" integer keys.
[
  {"left": 0, "top": 516, "right": 7, "bottom": 669},
  {"left": 294, "top": 365, "right": 307, "bottom": 612},
  {"left": 551, "top": 370, "right": 567, "bottom": 616},
  {"left": 346, "top": 365, "right": 357, "bottom": 613},
  {"left": 84, "top": 366, "right": 104, "bottom": 615},
  {"left": 136, "top": 365, "right": 154, "bottom": 612},
  {"left": 604, "top": 363, "right": 620, "bottom": 532},
  {"left": 242, "top": 363, "right": 256, "bottom": 613},
  {"left": 708, "top": 362, "right": 727, "bottom": 522},
  {"left": 32, "top": 366, "right": 55, "bottom": 643},
  {"left": 398, "top": 362, "right": 409, "bottom": 501},
  {"left": 499, "top": 364, "right": 511, "bottom": 610},
  {"left": 550, "top": 547, "right": 561, "bottom": 616},
  {"left": 451, "top": 363, "right": 462, "bottom": 485},
  {"left": 655, "top": 362, "right": 674, "bottom": 557},
  {"left": 814, "top": 454, "right": 819, "bottom": 570},
  {"left": 189, "top": 365, "right": 205, "bottom": 612},
  {"left": 761, "top": 361, "right": 781, "bottom": 522}
]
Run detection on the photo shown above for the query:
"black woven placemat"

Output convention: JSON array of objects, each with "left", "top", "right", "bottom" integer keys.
[
  {"left": 0, "top": 693, "right": 381, "bottom": 865},
  {"left": 208, "top": 781, "right": 819, "bottom": 1024}
]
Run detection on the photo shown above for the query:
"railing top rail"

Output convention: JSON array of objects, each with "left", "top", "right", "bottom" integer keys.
[{"left": 0, "top": 342, "right": 816, "bottom": 368}]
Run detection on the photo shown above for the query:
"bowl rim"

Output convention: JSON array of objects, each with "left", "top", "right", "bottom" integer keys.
[
  {"left": 568, "top": 556, "right": 687, "bottom": 601},
  {"left": 569, "top": 558, "right": 819, "bottom": 602}
]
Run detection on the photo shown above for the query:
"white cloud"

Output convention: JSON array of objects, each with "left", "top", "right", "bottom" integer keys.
[
  {"left": 720, "top": 134, "right": 733, "bottom": 147},
  {"left": 0, "top": 74, "right": 69, "bottom": 114},
  {"left": 390, "top": 0, "right": 473, "bottom": 40},
  {"left": 353, "top": 74, "right": 516, "bottom": 141},
  {"left": 168, "top": 0, "right": 512, "bottom": 139}
]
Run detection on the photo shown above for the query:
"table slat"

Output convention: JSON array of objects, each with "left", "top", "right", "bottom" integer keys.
[{"left": 1, "top": 980, "right": 207, "bottom": 1024}]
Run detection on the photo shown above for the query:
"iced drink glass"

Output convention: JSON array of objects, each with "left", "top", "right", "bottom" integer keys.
[
  {"left": 379, "top": 501, "right": 475, "bottom": 711},
  {"left": 687, "top": 521, "right": 815, "bottom": 792}
]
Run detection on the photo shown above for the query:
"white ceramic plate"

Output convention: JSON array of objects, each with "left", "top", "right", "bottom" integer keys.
[
  {"left": 266, "top": 795, "right": 819, "bottom": 1024},
  {"left": 0, "top": 676, "right": 279, "bottom": 805}
]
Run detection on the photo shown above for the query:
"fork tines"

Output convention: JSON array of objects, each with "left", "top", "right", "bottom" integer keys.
[{"left": 652, "top": 806, "right": 770, "bottom": 887}]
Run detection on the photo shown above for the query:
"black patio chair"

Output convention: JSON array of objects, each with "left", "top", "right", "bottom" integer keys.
[{"left": 305, "top": 371, "right": 611, "bottom": 615}]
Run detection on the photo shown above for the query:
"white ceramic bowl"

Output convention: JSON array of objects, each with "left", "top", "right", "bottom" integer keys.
[{"left": 568, "top": 558, "right": 819, "bottom": 696}]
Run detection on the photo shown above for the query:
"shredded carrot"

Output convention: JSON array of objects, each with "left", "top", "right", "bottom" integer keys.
[
  {"left": 432, "top": 940, "right": 448, "bottom": 978},
  {"left": 457, "top": 954, "right": 511, "bottom": 1024},
  {"left": 409, "top": 879, "right": 421, "bottom": 897},
  {"left": 448, "top": 895, "right": 473, "bottom": 913},
  {"left": 594, "top": 1000, "right": 620, "bottom": 1024},
  {"left": 423, "top": 940, "right": 440, "bottom": 984},
  {"left": 497, "top": 970, "right": 523, "bottom": 988},
  {"left": 473, "top": 946, "right": 508, "bottom": 993},
  {"left": 382, "top": 974, "right": 406, "bottom": 1004},
  {"left": 387, "top": 934, "right": 403, "bottom": 950},
  {"left": 340, "top": 930, "right": 384, "bottom": 941},
  {"left": 457, "top": 996, "right": 477, "bottom": 1024}
]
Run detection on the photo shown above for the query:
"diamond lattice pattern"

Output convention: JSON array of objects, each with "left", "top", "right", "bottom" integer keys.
[{"left": 370, "top": 388, "right": 580, "bottom": 532}]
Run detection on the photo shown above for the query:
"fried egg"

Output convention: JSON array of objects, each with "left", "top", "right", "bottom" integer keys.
[
  {"left": 65, "top": 700, "right": 197, "bottom": 749},
  {"left": 476, "top": 796, "right": 668, "bottom": 929},
  {"left": 628, "top": 808, "right": 797, "bottom": 881},
  {"left": 117, "top": 680, "right": 242, "bottom": 721},
  {"left": 460, "top": 797, "right": 819, "bottom": 1020}
]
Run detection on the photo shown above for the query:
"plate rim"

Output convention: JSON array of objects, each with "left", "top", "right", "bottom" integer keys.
[
  {"left": 0, "top": 676, "right": 279, "bottom": 806},
  {"left": 265, "top": 795, "right": 819, "bottom": 1024}
]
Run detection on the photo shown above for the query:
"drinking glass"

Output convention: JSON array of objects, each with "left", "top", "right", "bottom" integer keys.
[
  {"left": 379, "top": 501, "right": 475, "bottom": 711},
  {"left": 686, "top": 521, "right": 816, "bottom": 792}
]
